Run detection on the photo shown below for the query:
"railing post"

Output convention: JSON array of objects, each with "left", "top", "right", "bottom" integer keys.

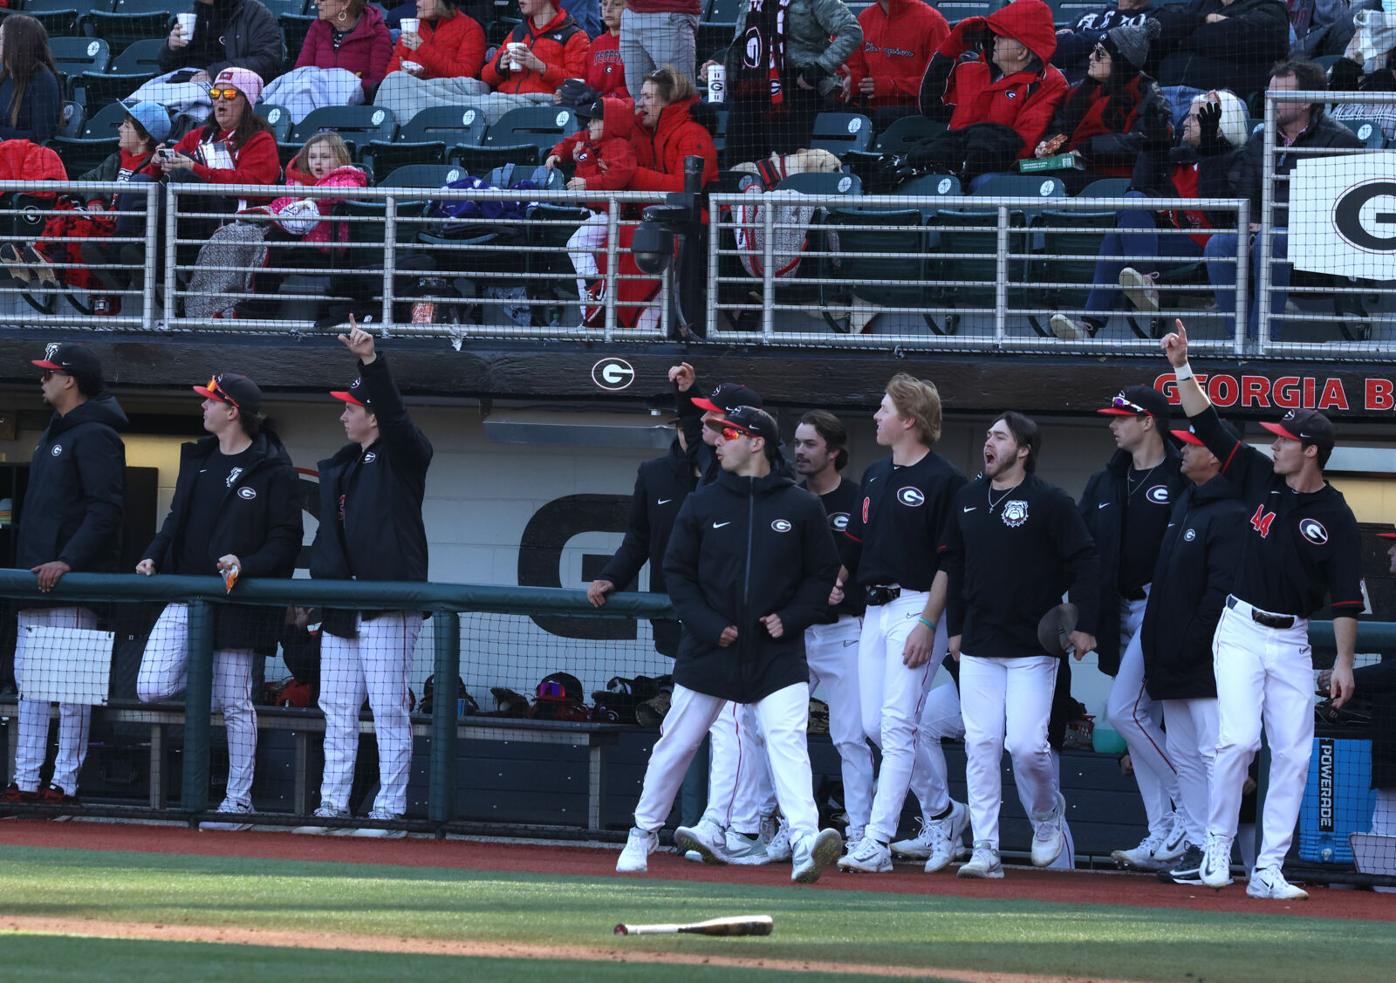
[
  {"left": 603, "top": 198, "right": 619, "bottom": 340},
  {"left": 994, "top": 205, "right": 1009, "bottom": 345},
  {"left": 706, "top": 194, "right": 720, "bottom": 338},
  {"left": 1255, "top": 93, "right": 1278, "bottom": 355},
  {"left": 429, "top": 610, "right": 460, "bottom": 824},
  {"left": 163, "top": 184, "right": 178, "bottom": 326},
  {"left": 381, "top": 196, "right": 397, "bottom": 332},
  {"left": 761, "top": 196, "right": 775, "bottom": 340},
  {"left": 142, "top": 182, "right": 159, "bottom": 331},
  {"left": 180, "top": 599, "right": 214, "bottom": 814},
  {"left": 1233, "top": 198, "right": 1250, "bottom": 356}
]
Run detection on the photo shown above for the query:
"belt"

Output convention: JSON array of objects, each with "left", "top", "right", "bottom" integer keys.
[
  {"left": 1227, "top": 595, "right": 1296, "bottom": 630},
  {"left": 864, "top": 584, "right": 902, "bottom": 606}
]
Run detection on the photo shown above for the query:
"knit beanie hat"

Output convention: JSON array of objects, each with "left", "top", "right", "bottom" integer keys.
[{"left": 1105, "top": 20, "right": 1160, "bottom": 71}]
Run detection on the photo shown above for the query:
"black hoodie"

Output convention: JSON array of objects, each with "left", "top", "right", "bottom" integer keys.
[
  {"left": 17, "top": 394, "right": 127, "bottom": 573},
  {"left": 1140, "top": 473, "right": 1247, "bottom": 700},
  {"left": 663, "top": 468, "right": 839, "bottom": 703}
]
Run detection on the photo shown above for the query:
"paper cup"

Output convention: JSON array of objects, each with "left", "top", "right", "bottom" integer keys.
[
  {"left": 176, "top": 12, "right": 196, "bottom": 37},
  {"left": 399, "top": 17, "right": 419, "bottom": 34}
]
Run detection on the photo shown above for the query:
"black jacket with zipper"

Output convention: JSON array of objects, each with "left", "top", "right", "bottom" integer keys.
[
  {"left": 599, "top": 439, "right": 696, "bottom": 657},
  {"left": 1139, "top": 473, "right": 1246, "bottom": 700},
  {"left": 1077, "top": 444, "right": 1185, "bottom": 675},
  {"left": 663, "top": 468, "right": 839, "bottom": 703},
  {"left": 17, "top": 394, "right": 127, "bottom": 573},
  {"left": 143, "top": 431, "right": 303, "bottom": 649}
]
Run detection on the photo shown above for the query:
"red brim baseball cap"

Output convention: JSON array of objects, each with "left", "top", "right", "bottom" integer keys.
[
  {"left": 31, "top": 359, "right": 63, "bottom": 371},
  {"left": 1378, "top": 531, "right": 1396, "bottom": 541},
  {"left": 1170, "top": 428, "right": 1205, "bottom": 447},
  {"left": 330, "top": 390, "right": 366, "bottom": 408},
  {"left": 1259, "top": 421, "right": 1302, "bottom": 442},
  {"left": 690, "top": 396, "right": 722, "bottom": 413},
  {"left": 192, "top": 384, "right": 223, "bottom": 402}
]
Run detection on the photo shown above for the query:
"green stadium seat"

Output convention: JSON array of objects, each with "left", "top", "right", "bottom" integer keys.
[
  {"left": 816, "top": 206, "right": 933, "bottom": 334},
  {"left": 1337, "top": 118, "right": 1387, "bottom": 149},
  {"left": 254, "top": 104, "right": 294, "bottom": 142},
  {"left": 83, "top": 0, "right": 183, "bottom": 57},
  {"left": 380, "top": 163, "right": 466, "bottom": 190},
  {"left": 808, "top": 112, "right": 874, "bottom": 158},
  {"left": 450, "top": 143, "right": 540, "bottom": 174},
  {"left": 1, "top": 0, "right": 101, "bottom": 38},
  {"left": 872, "top": 114, "right": 947, "bottom": 155},
  {"left": 292, "top": 105, "right": 398, "bottom": 157},
  {"left": 280, "top": 13, "right": 317, "bottom": 58},
  {"left": 74, "top": 32, "right": 164, "bottom": 105}
]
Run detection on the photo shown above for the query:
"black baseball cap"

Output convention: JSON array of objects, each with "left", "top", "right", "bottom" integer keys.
[
  {"left": 577, "top": 98, "right": 605, "bottom": 121},
  {"left": 707, "top": 405, "right": 778, "bottom": 443},
  {"left": 194, "top": 371, "right": 263, "bottom": 414},
  {"left": 1171, "top": 420, "right": 1238, "bottom": 448},
  {"left": 33, "top": 343, "right": 102, "bottom": 386},
  {"left": 556, "top": 78, "right": 598, "bottom": 110},
  {"left": 1260, "top": 408, "right": 1335, "bottom": 455},
  {"left": 692, "top": 382, "right": 764, "bottom": 414},
  {"left": 1097, "top": 384, "right": 1170, "bottom": 423},
  {"left": 330, "top": 376, "right": 373, "bottom": 410}
]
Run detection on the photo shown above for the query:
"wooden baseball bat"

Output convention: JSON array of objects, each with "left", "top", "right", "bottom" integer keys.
[{"left": 614, "top": 915, "right": 773, "bottom": 937}]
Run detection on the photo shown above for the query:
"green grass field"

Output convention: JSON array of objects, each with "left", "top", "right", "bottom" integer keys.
[{"left": 1, "top": 844, "right": 1391, "bottom": 982}]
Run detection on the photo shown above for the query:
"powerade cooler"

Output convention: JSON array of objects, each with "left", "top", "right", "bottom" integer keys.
[{"left": 1298, "top": 737, "right": 1377, "bottom": 863}]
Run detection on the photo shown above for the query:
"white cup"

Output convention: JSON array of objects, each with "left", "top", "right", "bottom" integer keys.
[
  {"left": 508, "top": 41, "right": 526, "bottom": 71},
  {"left": 707, "top": 64, "right": 725, "bottom": 103},
  {"left": 399, "top": 17, "right": 419, "bottom": 35},
  {"left": 176, "top": 12, "right": 196, "bottom": 39}
]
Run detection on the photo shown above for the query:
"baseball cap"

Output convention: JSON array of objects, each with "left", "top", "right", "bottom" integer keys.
[
  {"left": 691, "top": 382, "right": 764, "bottom": 414},
  {"left": 1259, "top": 408, "right": 1335, "bottom": 455},
  {"left": 1378, "top": 528, "right": 1396, "bottom": 542},
  {"left": 1170, "top": 427, "right": 1205, "bottom": 447},
  {"left": 33, "top": 342, "right": 102, "bottom": 386},
  {"left": 329, "top": 376, "right": 373, "bottom": 410},
  {"left": 706, "top": 405, "right": 778, "bottom": 443},
  {"left": 122, "top": 99, "right": 171, "bottom": 144},
  {"left": 193, "top": 371, "right": 263, "bottom": 414},
  {"left": 556, "top": 78, "right": 598, "bottom": 110},
  {"left": 576, "top": 97, "right": 605, "bottom": 121},
  {"left": 1096, "top": 384, "right": 1170, "bottom": 422}
]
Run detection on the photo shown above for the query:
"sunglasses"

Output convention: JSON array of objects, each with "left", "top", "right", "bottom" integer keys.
[
  {"left": 40, "top": 369, "right": 66, "bottom": 382},
  {"left": 720, "top": 426, "right": 755, "bottom": 442},
  {"left": 1091, "top": 44, "right": 1109, "bottom": 59},
  {"left": 208, "top": 88, "right": 244, "bottom": 102},
  {"left": 1111, "top": 393, "right": 1147, "bottom": 415},
  {"left": 205, "top": 374, "right": 241, "bottom": 409}
]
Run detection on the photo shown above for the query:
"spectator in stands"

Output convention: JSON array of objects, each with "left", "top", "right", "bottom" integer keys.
[
  {"left": 1049, "top": 89, "right": 1248, "bottom": 341},
  {"left": 1289, "top": 0, "right": 1361, "bottom": 58},
  {"left": 478, "top": 0, "right": 592, "bottom": 121},
  {"left": 843, "top": 0, "right": 948, "bottom": 128},
  {"left": 1054, "top": 0, "right": 1162, "bottom": 83},
  {"left": 0, "top": 14, "right": 61, "bottom": 144},
  {"left": 1035, "top": 21, "right": 1166, "bottom": 191},
  {"left": 587, "top": 0, "right": 630, "bottom": 100},
  {"left": 292, "top": 0, "right": 394, "bottom": 99},
  {"left": 161, "top": 68, "right": 280, "bottom": 188},
  {"left": 914, "top": 0, "right": 1068, "bottom": 189},
  {"left": 373, "top": 0, "right": 488, "bottom": 118},
  {"left": 1329, "top": 38, "right": 1396, "bottom": 141},
  {"left": 719, "top": 0, "right": 863, "bottom": 166},
  {"left": 1152, "top": 0, "right": 1289, "bottom": 124},
  {"left": 621, "top": 0, "right": 699, "bottom": 98},
  {"left": 158, "top": 0, "right": 287, "bottom": 85},
  {"left": 1201, "top": 58, "right": 1362, "bottom": 338}
]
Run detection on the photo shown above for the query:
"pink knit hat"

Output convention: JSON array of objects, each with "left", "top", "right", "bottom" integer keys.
[{"left": 212, "top": 67, "right": 264, "bottom": 107}]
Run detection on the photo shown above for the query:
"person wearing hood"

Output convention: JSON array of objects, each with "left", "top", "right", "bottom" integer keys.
[
  {"left": 1141, "top": 422, "right": 1247, "bottom": 885},
  {"left": 1, "top": 345, "right": 125, "bottom": 810},
  {"left": 914, "top": 0, "right": 1069, "bottom": 187},
  {"left": 158, "top": 0, "right": 287, "bottom": 84},
  {"left": 296, "top": 322, "right": 434, "bottom": 838},
  {"left": 1050, "top": 88, "right": 1248, "bottom": 341},
  {"left": 616, "top": 405, "right": 845, "bottom": 885},
  {"left": 545, "top": 96, "right": 638, "bottom": 306},
  {"left": 1035, "top": 20, "right": 1167, "bottom": 191},
  {"left": 135, "top": 370, "right": 303, "bottom": 832},
  {"left": 1152, "top": 0, "right": 1288, "bottom": 121}
]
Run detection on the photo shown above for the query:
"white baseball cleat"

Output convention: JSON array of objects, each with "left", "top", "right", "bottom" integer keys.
[
  {"left": 1030, "top": 791, "right": 1067, "bottom": 867},
  {"left": 1112, "top": 830, "right": 1166, "bottom": 871},
  {"left": 1150, "top": 812, "right": 1189, "bottom": 865},
  {"left": 199, "top": 798, "right": 255, "bottom": 832},
  {"left": 1199, "top": 833, "right": 1235, "bottom": 889},
  {"left": 792, "top": 828, "right": 844, "bottom": 884},
  {"left": 674, "top": 818, "right": 730, "bottom": 865},
  {"left": 1247, "top": 866, "right": 1308, "bottom": 901},
  {"left": 837, "top": 834, "right": 893, "bottom": 873},
  {"left": 890, "top": 817, "right": 938, "bottom": 860},
  {"left": 956, "top": 841, "right": 1004, "bottom": 879},
  {"left": 923, "top": 801, "right": 970, "bottom": 873},
  {"left": 763, "top": 814, "right": 793, "bottom": 862},
  {"left": 723, "top": 829, "right": 772, "bottom": 866},
  {"left": 616, "top": 826, "right": 658, "bottom": 874},
  {"left": 291, "top": 804, "right": 350, "bottom": 835},
  {"left": 349, "top": 808, "right": 406, "bottom": 838}
]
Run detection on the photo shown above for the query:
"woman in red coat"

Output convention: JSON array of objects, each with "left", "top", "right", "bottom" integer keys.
[
  {"left": 373, "top": 0, "right": 489, "bottom": 122},
  {"left": 295, "top": 0, "right": 394, "bottom": 97}
]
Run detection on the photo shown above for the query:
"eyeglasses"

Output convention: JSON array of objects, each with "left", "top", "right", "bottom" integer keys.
[
  {"left": 208, "top": 88, "right": 244, "bottom": 102},
  {"left": 1111, "top": 393, "right": 1147, "bottom": 415},
  {"left": 205, "top": 374, "right": 240, "bottom": 409}
]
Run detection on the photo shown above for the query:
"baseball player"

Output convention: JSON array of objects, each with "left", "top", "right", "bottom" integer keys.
[
  {"left": 1140, "top": 422, "right": 1247, "bottom": 884},
  {"left": 1080, "top": 384, "right": 1188, "bottom": 871},
  {"left": 941, "top": 411, "right": 1100, "bottom": 878},
  {"left": 295, "top": 321, "right": 433, "bottom": 838},
  {"left": 616, "top": 406, "right": 844, "bottom": 883},
  {"left": 1162, "top": 321, "right": 1361, "bottom": 900},
  {"left": 1, "top": 345, "right": 125, "bottom": 809},
  {"left": 838, "top": 374, "right": 966, "bottom": 873},
  {"left": 136, "top": 372, "right": 303, "bottom": 831}
]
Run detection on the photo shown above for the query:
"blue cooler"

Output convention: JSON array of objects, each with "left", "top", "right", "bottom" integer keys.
[{"left": 1298, "top": 737, "right": 1377, "bottom": 864}]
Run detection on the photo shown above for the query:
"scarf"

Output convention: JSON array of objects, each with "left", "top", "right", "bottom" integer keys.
[{"left": 732, "top": 0, "right": 792, "bottom": 113}]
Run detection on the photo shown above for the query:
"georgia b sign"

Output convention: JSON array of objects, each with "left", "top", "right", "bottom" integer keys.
[{"left": 1290, "top": 154, "right": 1396, "bottom": 279}]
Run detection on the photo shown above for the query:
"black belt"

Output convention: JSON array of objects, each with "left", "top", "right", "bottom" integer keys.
[
  {"left": 864, "top": 585, "right": 902, "bottom": 606},
  {"left": 1227, "top": 595, "right": 1295, "bottom": 630}
]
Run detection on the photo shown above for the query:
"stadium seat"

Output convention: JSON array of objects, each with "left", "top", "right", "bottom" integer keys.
[
  {"left": 816, "top": 206, "right": 933, "bottom": 334},
  {"left": 1076, "top": 178, "right": 1132, "bottom": 198},
  {"left": 57, "top": 100, "right": 87, "bottom": 139},
  {"left": 924, "top": 205, "right": 1021, "bottom": 335},
  {"left": 262, "top": 0, "right": 309, "bottom": 16},
  {"left": 363, "top": 140, "right": 447, "bottom": 174},
  {"left": 1025, "top": 203, "right": 1119, "bottom": 337},
  {"left": 773, "top": 171, "right": 863, "bottom": 196},
  {"left": 871, "top": 114, "right": 947, "bottom": 156},
  {"left": 48, "top": 134, "right": 120, "bottom": 176},
  {"left": 51, "top": 37, "right": 111, "bottom": 92},
  {"left": 935, "top": 1, "right": 994, "bottom": 22},
  {"left": 74, "top": 36, "right": 165, "bottom": 108},
  {"left": 1337, "top": 118, "right": 1387, "bottom": 149},
  {"left": 0, "top": 0, "right": 98, "bottom": 38},
  {"left": 254, "top": 105, "right": 295, "bottom": 142},
  {"left": 808, "top": 112, "right": 874, "bottom": 158},
  {"left": 451, "top": 143, "right": 540, "bottom": 174},
  {"left": 892, "top": 173, "right": 963, "bottom": 219},
  {"left": 365, "top": 106, "right": 488, "bottom": 171},
  {"left": 292, "top": 105, "right": 398, "bottom": 155},
  {"left": 524, "top": 201, "right": 591, "bottom": 325},
  {"left": 697, "top": 0, "right": 740, "bottom": 63},
  {"left": 83, "top": 0, "right": 184, "bottom": 56},
  {"left": 280, "top": 13, "right": 317, "bottom": 57},
  {"left": 489, "top": 105, "right": 580, "bottom": 151},
  {"left": 380, "top": 164, "right": 466, "bottom": 190}
]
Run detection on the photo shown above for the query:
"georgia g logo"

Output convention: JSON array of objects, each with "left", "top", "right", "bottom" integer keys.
[
  {"left": 771, "top": 519, "right": 792, "bottom": 533},
  {"left": 1299, "top": 518, "right": 1328, "bottom": 545},
  {"left": 1146, "top": 485, "right": 1170, "bottom": 505},
  {"left": 237, "top": 487, "right": 257, "bottom": 501},
  {"left": 830, "top": 512, "right": 850, "bottom": 533},
  {"left": 1001, "top": 500, "right": 1029, "bottom": 528},
  {"left": 897, "top": 487, "right": 925, "bottom": 507},
  {"left": 50, "top": 444, "right": 63, "bottom": 457}
]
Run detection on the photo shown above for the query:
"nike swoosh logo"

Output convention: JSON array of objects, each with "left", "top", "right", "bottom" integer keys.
[
  {"left": 1168, "top": 523, "right": 1176, "bottom": 527},
  {"left": 657, "top": 498, "right": 672, "bottom": 505},
  {"left": 843, "top": 640, "right": 858, "bottom": 647},
  {"left": 868, "top": 476, "right": 878, "bottom": 483},
  {"left": 1098, "top": 503, "right": 1110, "bottom": 509},
  {"left": 962, "top": 506, "right": 976, "bottom": 512},
  {"left": 713, "top": 521, "right": 731, "bottom": 529}
]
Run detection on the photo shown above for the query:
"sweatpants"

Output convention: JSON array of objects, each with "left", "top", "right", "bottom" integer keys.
[{"left": 1107, "top": 593, "right": 1179, "bottom": 836}]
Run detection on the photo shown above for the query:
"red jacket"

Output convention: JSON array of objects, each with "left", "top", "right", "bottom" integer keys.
[
  {"left": 385, "top": 11, "right": 485, "bottom": 79},
  {"left": 295, "top": 6, "right": 394, "bottom": 93},
  {"left": 929, "top": 0, "right": 1068, "bottom": 158},
  {"left": 845, "top": 0, "right": 948, "bottom": 109},
  {"left": 482, "top": 8, "right": 590, "bottom": 94},
  {"left": 549, "top": 98, "right": 637, "bottom": 208},
  {"left": 629, "top": 97, "right": 717, "bottom": 193},
  {"left": 586, "top": 30, "right": 628, "bottom": 101},
  {"left": 0, "top": 139, "right": 65, "bottom": 185},
  {"left": 172, "top": 126, "right": 281, "bottom": 186}
]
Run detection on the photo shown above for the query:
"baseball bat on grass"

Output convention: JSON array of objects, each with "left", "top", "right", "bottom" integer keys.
[{"left": 614, "top": 915, "right": 773, "bottom": 936}]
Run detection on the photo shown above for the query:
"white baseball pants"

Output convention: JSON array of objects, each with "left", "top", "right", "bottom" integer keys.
[
  {"left": 960, "top": 654, "right": 1060, "bottom": 850},
  {"left": 1160, "top": 696, "right": 1219, "bottom": 848},
  {"left": 1208, "top": 599, "right": 1313, "bottom": 872},
  {"left": 13, "top": 607, "right": 98, "bottom": 796},
  {"left": 635, "top": 682, "right": 821, "bottom": 843},
  {"left": 318, "top": 612, "right": 423, "bottom": 816},
  {"left": 859, "top": 591, "right": 945, "bottom": 843},
  {"left": 806, "top": 615, "right": 872, "bottom": 838},
  {"left": 567, "top": 211, "right": 607, "bottom": 301},
  {"left": 699, "top": 700, "right": 770, "bottom": 834},
  {"left": 137, "top": 602, "right": 257, "bottom": 807},
  {"left": 1106, "top": 594, "right": 1179, "bottom": 836}
]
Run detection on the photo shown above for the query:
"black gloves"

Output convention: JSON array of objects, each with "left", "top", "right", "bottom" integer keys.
[{"left": 1196, "top": 100, "right": 1227, "bottom": 155}]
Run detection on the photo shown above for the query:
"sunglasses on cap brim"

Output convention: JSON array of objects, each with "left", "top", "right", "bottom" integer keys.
[{"left": 194, "top": 375, "right": 240, "bottom": 410}]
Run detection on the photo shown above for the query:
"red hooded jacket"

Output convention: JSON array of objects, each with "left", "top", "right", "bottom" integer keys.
[
  {"left": 296, "top": 5, "right": 394, "bottom": 93},
  {"left": 926, "top": 0, "right": 1068, "bottom": 158},
  {"left": 548, "top": 98, "right": 637, "bottom": 210},
  {"left": 628, "top": 97, "right": 717, "bottom": 194},
  {"left": 385, "top": 10, "right": 486, "bottom": 79},
  {"left": 482, "top": 8, "right": 591, "bottom": 94},
  {"left": 845, "top": 0, "right": 948, "bottom": 109}
]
